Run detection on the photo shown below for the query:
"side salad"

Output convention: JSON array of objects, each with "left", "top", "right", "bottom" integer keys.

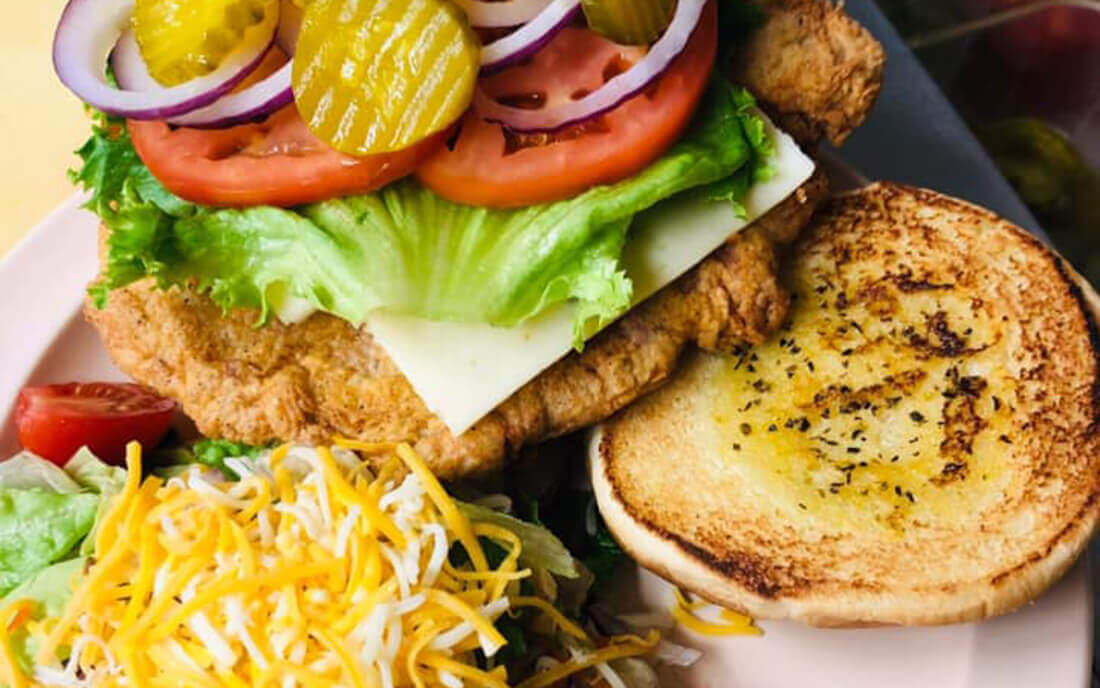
[{"left": 1, "top": 381, "right": 751, "bottom": 687}]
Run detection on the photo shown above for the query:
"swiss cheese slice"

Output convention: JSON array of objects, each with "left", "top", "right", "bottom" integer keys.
[{"left": 368, "top": 115, "right": 814, "bottom": 434}]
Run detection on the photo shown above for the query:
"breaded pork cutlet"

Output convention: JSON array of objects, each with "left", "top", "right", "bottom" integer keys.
[
  {"left": 738, "top": 0, "right": 885, "bottom": 147},
  {"left": 87, "top": 0, "right": 885, "bottom": 477}
]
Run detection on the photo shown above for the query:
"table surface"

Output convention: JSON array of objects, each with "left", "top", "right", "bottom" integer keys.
[{"left": 0, "top": 2, "right": 88, "bottom": 257}]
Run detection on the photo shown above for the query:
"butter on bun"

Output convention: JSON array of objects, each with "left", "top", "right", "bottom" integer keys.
[{"left": 590, "top": 183, "right": 1100, "bottom": 627}]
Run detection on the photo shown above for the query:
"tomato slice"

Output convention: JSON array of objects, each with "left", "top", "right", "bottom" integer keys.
[
  {"left": 417, "top": 0, "right": 717, "bottom": 208},
  {"left": 129, "top": 106, "right": 447, "bottom": 208},
  {"left": 15, "top": 383, "right": 176, "bottom": 466},
  {"left": 127, "top": 50, "right": 446, "bottom": 207}
]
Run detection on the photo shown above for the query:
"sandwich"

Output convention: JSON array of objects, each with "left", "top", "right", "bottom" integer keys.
[
  {"left": 591, "top": 183, "right": 1100, "bottom": 626},
  {"left": 0, "top": 1, "right": 895, "bottom": 684},
  {"left": 63, "top": 0, "right": 885, "bottom": 477}
]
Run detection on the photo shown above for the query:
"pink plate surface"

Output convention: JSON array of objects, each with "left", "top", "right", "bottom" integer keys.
[{"left": 0, "top": 197, "right": 1093, "bottom": 687}]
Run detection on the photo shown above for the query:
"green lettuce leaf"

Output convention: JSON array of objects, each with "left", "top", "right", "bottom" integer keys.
[
  {"left": 80, "top": 80, "right": 773, "bottom": 345},
  {"left": 191, "top": 439, "right": 270, "bottom": 480},
  {"left": 457, "top": 502, "right": 579, "bottom": 579},
  {"left": 0, "top": 453, "right": 82, "bottom": 493},
  {"left": 0, "top": 451, "right": 125, "bottom": 594},
  {"left": 540, "top": 489, "right": 626, "bottom": 595},
  {"left": 63, "top": 448, "right": 127, "bottom": 557},
  {"left": 64, "top": 447, "right": 126, "bottom": 496},
  {"left": 1, "top": 557, "right": 88, "bottom": 675},
  {"left": 0, "top": 488, "right": 98, "bottom": 596},
  {"left": 2, "top": 557, "right": 85, "bottom": 620}
]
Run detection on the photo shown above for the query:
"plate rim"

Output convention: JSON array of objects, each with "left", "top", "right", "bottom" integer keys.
[{"left": 0, "top": 193, "right": 96, "bottom": 434}]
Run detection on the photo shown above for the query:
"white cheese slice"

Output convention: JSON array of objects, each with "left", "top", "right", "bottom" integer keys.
[{"left": 368, "top": 114, "right": 815, "bottom": 434}]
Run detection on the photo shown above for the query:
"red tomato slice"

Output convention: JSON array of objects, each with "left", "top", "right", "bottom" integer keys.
[
  {"left": 417, "top": 1, "right": 718, "bottom": 208},
  {"left": 15, "top": 383, "right": 176, "bottom": 466},
  {"left": 129, "top": 107, "right": 447, "bottom": 208}
]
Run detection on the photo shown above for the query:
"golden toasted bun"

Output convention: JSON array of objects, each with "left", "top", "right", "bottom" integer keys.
[{"left": 591, "top": 183, "right": 1100, "bottom": 627}]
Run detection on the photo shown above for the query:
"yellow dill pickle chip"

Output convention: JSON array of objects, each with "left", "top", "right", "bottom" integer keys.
[
  {"left": 292, "top": 0, "right": 480, "bottom": 156},
  {"left": 133, "top": 0, "right": 279, "bottom": 86},
  {"left": 581, "top": 0, "right": 676, "bottom": 45}
]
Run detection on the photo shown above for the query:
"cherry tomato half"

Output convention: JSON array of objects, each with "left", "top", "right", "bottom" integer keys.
[{"left": 15, "top": 383, "right": 176, "bottom": 465}]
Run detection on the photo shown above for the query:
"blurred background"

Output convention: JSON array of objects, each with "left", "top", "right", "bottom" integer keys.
[
  {"left": 0, "top": 3, "right": 88, "bottom": 255},
  {"left": 2, "top": 0, "right": 1099, "bottom": 277},
  {"left": 876, "top": 0, "right": 1100, "bottom": 285}
]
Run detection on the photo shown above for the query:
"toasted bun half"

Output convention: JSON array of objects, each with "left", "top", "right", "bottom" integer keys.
[{"left": 590, "top": 182, "right": 1100, "bottom": 627}]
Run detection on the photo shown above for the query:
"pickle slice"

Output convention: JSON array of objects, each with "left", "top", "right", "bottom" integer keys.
[
  {"left": 292, "top": 0, "right": 480, "bottom": 156},
  {"left": 581, "top": 0, "right": 676, "bottom": 45},
  {"left": 133, "top": 0, "right": 279, "bottom": 86}
]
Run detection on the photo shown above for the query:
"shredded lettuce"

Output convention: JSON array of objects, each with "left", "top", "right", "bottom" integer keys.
[
  {"left": 64, "top": 448, "right": 127, "bottom": 557},
  {"left": 0, "top": 450, "right": 124, "bottom": 595},
  {"left": 1, "top": 557, "right": 88, "bottom": 675},
  {"left": 457, "top": 501, "right": 579, "bottom": 579},
  {"left": 0, "top": 451, "right": 121, "bottom": 596},
  {"left": 1, "top": 557, "right": 85, "bottom": 621},
  {"left": 145, "top": 439, "right": 275, "bottom": 481},
  {"left": 0, "top": 489, "right": 97, "bottom": 597},
  {"left": 0, "top": 454, "right": 82, "bottom": 493},
  {"left": 78, "top": 80, "right": 774, "bottom": 345},
  {"left": 190, "top": 439, "right": 270, "bottom": 480},
  {"left": 65, "top": 447, "right": 127, "bottom": 496}
]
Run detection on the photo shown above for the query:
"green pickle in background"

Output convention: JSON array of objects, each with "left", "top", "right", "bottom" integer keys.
[{"left": 876, "top": 0, "right": 1100, "bottom": 286}]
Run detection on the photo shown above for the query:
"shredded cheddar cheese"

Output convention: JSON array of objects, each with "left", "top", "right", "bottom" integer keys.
[
  {"left": 514, "top": 630, "right": 659, "bottom": 688},
  {"left": 0, "top": 441, "right": 661, "bottom": 687},
  {"left": 0, "top": 442, "right": 519, "bottom": 687},
  {"left": 671, "top": 588, "right": 761, "bottom": 637}
]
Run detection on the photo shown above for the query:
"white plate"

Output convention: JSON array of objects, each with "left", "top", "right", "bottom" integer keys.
[{"left": 0, "top": 198, "right": 1094, "bottom": 687}]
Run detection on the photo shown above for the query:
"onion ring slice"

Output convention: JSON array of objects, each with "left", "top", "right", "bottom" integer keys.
[
  {"left": 475, "top": 0, "right": 707, "bottom": 132},
  {"left": 113, "top": 31, "right": 293, "bottom": 129},
  {"left": 52, "top": 0, "right": 275, "bottom": 120},
  {"left": 480, "top": 0, "right": 581, "bottom": 72}
]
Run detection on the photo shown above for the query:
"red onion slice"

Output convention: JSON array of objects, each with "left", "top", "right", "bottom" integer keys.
[
  {"left": 455, "top": 0, "right": 553, "bottom": 27},
  {"left": 480, "top": 0, "right": 581, "bottom": 72},
  {"left": 52, "top": 0, "right": 275, "bottom": 120},
  {"left": 109, "top": 30, "right": 165, "bottom": 92},
  {"left": 171, "top": 63, "right": 293, "bottom": 129},
  {"left": 113, "top": 30, "right": 293, "bottom": 129},
  {"left": 476, "top": 0, "right": 707, "bottom": 132}
]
